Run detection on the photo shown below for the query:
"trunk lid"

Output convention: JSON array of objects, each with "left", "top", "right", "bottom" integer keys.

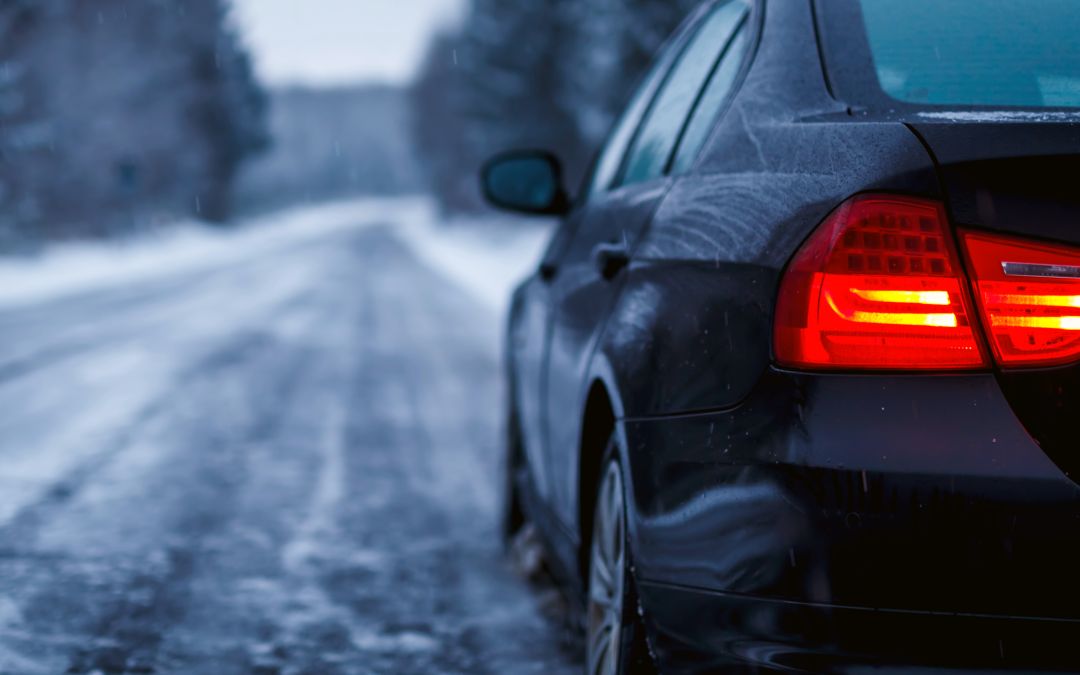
[
  {"left": 910, "top": 116, "right": 1080, "bottom": 477},
  {"left": 910, "top": 117, "right": 1080, "bottom": 243}
]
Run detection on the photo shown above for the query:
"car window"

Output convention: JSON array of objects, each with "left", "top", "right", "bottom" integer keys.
[
  {"left": 670, "top": 16, "right": 751, "bottom": 174},
  {"left": 859, "top": 0, "right": 1080, "bottom": 108},
  {"left": 616, "top": 0, "right": 749, "bottom": 188},
  {"left": 585, "top": 16, "right": 695, "bottom": 199}
]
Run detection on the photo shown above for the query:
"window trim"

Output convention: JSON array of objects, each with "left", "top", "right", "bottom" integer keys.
[
  {"left": 580, "top": 1, "right": 716, "bottom": 201},
  {"left": 612, "top": 0, "right": 762, "bottom": 189},
  {"left": 666, "top": 10, "right": 750, "bottom": 175},
  {"left": 613, "top": 0, "right": 747, "bottom": 189},
  {"left": 668, "top": 0, "right": 763, "bottom": 176}
]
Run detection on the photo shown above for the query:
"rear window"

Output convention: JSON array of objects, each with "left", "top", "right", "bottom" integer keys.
[{"left": 819, "top": 0, "right": 1080, "bottom": 110}]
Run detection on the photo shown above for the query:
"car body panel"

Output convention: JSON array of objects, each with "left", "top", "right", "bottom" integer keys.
[
  {"left": 598, "top": 260, "right": 776, "bottom": 417},
  {"left": 509, "top": 209, "right": 588, "bottom": 504},
  {"left": 612, "top": 0, "right": 942, "bottom": 415},
  {"left": 624, "top": 368, "right": 1080, "bottom": 671},
  {"left": 908, "top": 120, "right": 1080, "bottom": 247},
  {"left": 624, "top": 369, "right": 1071, "bottom": 608},
  {"left": 637, "top": 581, "right": 1080, "bottom": 674},
  {"left": 546, "top": 178, "right": 672, "bottom": 529},
  {"left": 904, "top": 121, "right": 1080, "bottom": 486}
]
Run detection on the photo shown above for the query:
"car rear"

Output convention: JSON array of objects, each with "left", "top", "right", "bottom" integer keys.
[
  {"left": 817, "top": 0, "right": 1080, "bottom": 500},
  {"left": 628, "top": 0, "right": 1080, "bottom": 672}
]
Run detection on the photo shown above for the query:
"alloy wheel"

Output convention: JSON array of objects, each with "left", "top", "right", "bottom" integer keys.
[{"left": 586, "top": 460, "right": 626, "bottom": 675}]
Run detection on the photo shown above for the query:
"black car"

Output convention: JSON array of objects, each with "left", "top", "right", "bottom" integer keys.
[{"left": 481, "top": 0, "right": 1080, "bottom": 672}]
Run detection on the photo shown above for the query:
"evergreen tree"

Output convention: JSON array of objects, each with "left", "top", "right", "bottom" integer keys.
[
  {"left": 411, "top": 0, "right": 699, "bottom": 214},
  {"left": 0, "top": 0, "right": 268, "bottom": 250}
]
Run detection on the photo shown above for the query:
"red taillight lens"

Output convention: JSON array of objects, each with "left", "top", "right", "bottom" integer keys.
[
  {"left": 775, "top": 194, "right": 989, "bottom": 370},
  {"left": 961, "top": 230, "right": 1080, "bottom": 367}
]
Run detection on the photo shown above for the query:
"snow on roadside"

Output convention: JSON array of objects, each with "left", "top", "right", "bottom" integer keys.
[
  {"left": 394, "top": 212, "right": 555, "bottom": 314},
  {"left": 0, "top": 197, "right": 553, "bottom": 314},
  {"left": 0, "top": 198, "right": 419, "bottom": 310}
]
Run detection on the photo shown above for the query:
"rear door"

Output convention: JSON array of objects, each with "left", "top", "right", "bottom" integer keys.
[
  {"left": 510, "top": 18, "right": 694, "bottom": 519},
  {"left": 511, "top": 220, "right": 581, "bottom": 505},
  {"left": 544, "top": 0, "right": 753, "bottom": 531}
]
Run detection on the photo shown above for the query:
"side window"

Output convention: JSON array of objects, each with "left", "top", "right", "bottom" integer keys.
[
  {"left": 616, "top": 0, "right": 749, "bottom": 188},
  {"left": 671, "top": 17, "right": 751, "bottom": 174},
  {"left": 585, "top": 19, "right": 692, "bottom": 199}
]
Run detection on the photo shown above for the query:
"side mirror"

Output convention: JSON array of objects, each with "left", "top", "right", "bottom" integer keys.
[{"left": 480, "top": 150, "right": 570, "bottom": 215}]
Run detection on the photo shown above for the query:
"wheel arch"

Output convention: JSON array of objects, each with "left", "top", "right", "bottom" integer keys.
[
  {"left": 577, "top": 380, "right": 614, "bottom": 582},
  {"left": 576, "top": 352, "right": 630, "bottom": 590}
]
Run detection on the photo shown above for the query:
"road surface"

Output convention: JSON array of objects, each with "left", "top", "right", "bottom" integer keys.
[{"left": 0, "top": 216, "right": 578, "bottom": 675}]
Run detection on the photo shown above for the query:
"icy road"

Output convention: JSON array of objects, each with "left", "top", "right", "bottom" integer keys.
[{"left": 0, "top": 200, "right": 577, "bottom": 675}]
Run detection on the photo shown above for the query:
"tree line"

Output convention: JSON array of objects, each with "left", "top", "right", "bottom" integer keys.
[
  {"left": 0, "top": 0, "right": 267, "bottom": 251},
  {"left": 0, "top": 0, "right": 700, "bottom": 249},
  {"left": 233, "top": 85, "right": 423, "bottom": 216},
  {"left": 411, "top": 0, "right": 701, "bottom": 213}
]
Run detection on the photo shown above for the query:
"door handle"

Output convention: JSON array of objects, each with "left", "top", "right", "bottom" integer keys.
[
  {"left": 592, "top": 241, "right": 630, "bottom": 280},
  {"left": 539, "top": 261, "right": 559, "bottom": 281}
]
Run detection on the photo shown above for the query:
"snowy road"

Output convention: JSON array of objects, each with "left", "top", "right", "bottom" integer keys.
[{"left": 0, "top": 203, "right": 577, "bottom": 674}]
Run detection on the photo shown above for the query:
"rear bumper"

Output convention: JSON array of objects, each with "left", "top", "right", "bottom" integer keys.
[
  {"left": 638, "top": 580, "right": 1080, "bottom": 674},
  {"left": 621, "top": 367, "right": 1080, "bottom": 671}
]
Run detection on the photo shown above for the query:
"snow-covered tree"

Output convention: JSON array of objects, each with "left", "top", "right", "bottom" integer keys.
[{"left": 0, "top": 0, "right": 267, "bottom": 250}]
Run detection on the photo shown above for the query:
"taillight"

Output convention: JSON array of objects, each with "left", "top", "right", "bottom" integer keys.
[
  {"left": 961, "top": 230, "right": 1080, "bottom": 367},
  {"left": 775, "top": 194, "right": 989, "bottom": 370}
]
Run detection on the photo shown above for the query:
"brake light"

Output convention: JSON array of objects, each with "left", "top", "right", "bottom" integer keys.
[
  {"left": 775, "top": 194, "right": 989, "bottom": 370},
  {"left": 961, "top": 231, "right": 1080, "bottom": 367}
]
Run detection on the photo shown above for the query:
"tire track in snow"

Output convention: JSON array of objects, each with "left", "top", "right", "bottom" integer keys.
[{"left": 0, "top": 219, "right": 576, "bottom": 675}]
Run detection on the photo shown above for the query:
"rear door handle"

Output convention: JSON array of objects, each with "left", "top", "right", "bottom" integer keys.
[
  {"left": 592, "top": 241, "right": 630, "bottom": 280},
  {"left": 539, "top": 261, "right": 559, "bottom": 281}
]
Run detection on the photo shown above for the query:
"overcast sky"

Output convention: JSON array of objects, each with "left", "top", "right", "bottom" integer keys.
[{"left": 230, "top": 0, "right": 466, "bottom": 88}]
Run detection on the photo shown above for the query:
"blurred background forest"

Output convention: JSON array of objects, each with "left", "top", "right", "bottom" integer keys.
[
  {"left": 0, "top": 0, "right": 700, "bottom": 253},
  {"left": 413, "top": 0, "right": 700, "bottom": 211}
]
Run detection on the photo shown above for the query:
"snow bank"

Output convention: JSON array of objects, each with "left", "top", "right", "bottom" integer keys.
[
  {"left": 0, "top": 197, "right": 553, "bottom": 314},
  {"left": 394, "top": 212, "right": 554, "bottom": 313},
  {"left": 0, "top": 198, "right": 421, "bottom": 310}
]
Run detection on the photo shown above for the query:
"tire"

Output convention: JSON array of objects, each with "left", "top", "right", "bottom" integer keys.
[
  {"left": 502, "top": 406, "right": 550, "bottom": 582},
  {"left": 500, "top": 404, "right": 527, "bottom": 549},
  {"left": 585, "top": 438, "right": 657, "bottom": 675}
]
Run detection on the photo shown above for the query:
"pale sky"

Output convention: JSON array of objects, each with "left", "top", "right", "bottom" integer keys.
[{"left": 231, "top": 0, "right": 466, "bottom": 88}]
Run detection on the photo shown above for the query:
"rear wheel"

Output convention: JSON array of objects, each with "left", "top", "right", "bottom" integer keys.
[{"left": 586, "top": 446, "right": 656, "bottom": 675}]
